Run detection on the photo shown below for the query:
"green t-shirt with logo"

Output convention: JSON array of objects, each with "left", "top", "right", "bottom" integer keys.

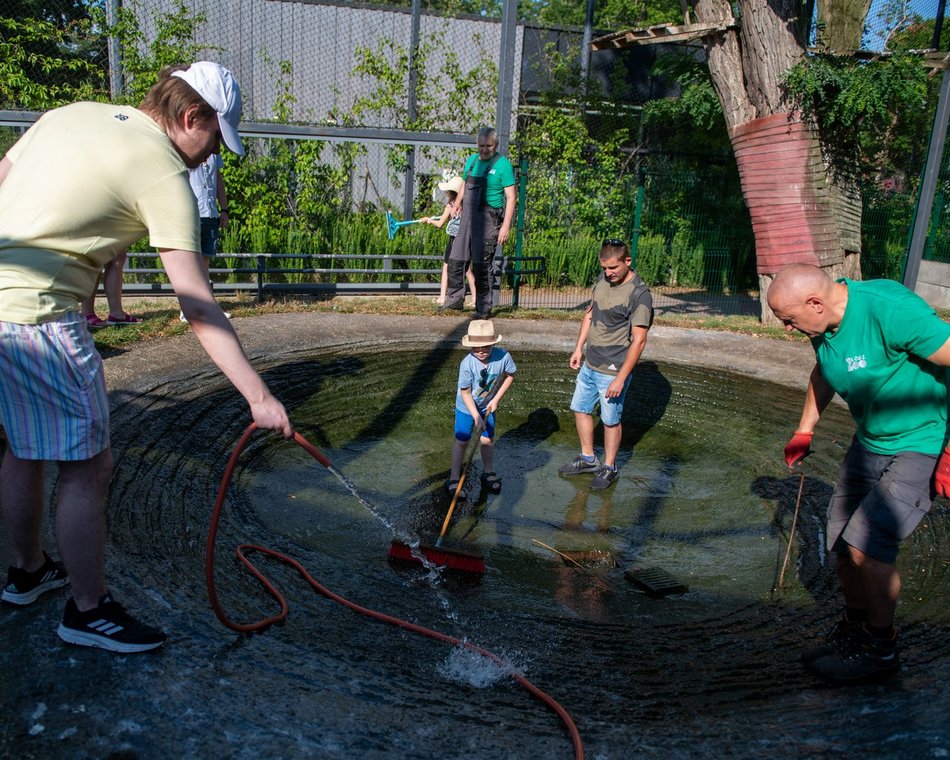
[
  {"left": 462, "top": 153, "right": 516, "bottom": 208},
  {"left": 812, "top": 278, "right": 950, "bottom": 455}
]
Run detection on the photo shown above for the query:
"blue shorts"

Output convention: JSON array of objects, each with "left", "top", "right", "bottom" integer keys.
[
  {"left": 828, "top": 437, "right": 936, "bottom": 564},
  {"left": 569, "top": 363, "right": 630, "bottom": 426},
  {"left": 454, "top": 409, "right": 496, "bottom": 441},
  {"left": 0, "top": 312, "right": 110, "bottom": 460},
  {"left": 200, "top": 216, "right": 220, "bottom": 257}
]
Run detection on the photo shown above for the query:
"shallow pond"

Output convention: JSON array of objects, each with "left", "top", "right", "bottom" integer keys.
[{"left": 3, "top": 342, "right": 949, "bottom": 758}]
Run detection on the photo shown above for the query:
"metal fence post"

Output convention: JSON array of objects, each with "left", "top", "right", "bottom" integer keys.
[
  {"left": 630, "top": 167, "right": 646, "bottom": 268},
  {"left": 257, "top": 255, "right": 265, "bottom": 302},
  {"left": 512, "top": 156, "right": 528, "bottom": 308},
  {"left": 904, "top": 69, "right": 950, "bottom": 289}
]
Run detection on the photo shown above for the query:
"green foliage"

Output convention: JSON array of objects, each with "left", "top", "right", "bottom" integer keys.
[
  {"left": 641, "top": 50, "right": 731, "bottom": 155},
  {"left": 348, "top": 29, "right": 497, "bottom": 189},
  {"left": 529, "top": 0, "right": 681, "bottom": 29},
  {"left": 861, "top": 189, "right": 914, "bottom": 279},
  {"left": 0, "top": 15, "right": 103, "bottom": 109},
  {"left": 90, "top": 0, "right": 212, "bottom": 104},
  {"left": 783, "top": 54, "right": 933, "bottom": 181}
]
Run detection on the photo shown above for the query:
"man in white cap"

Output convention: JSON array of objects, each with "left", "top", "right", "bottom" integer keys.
[{"left": 0, "top": 62, "right": 291, "bottom": 653}]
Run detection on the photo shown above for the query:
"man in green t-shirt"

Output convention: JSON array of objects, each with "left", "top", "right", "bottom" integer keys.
[
  {"left": 444, "top": 126, "right": 516, "bottom": 319},
  {"left": 769, "top": 263, "right": 950, "bottom": 685}
]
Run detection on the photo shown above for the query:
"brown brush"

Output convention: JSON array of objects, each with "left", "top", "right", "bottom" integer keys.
[{"left": 388, "top": 431, "right": 485, "bottom": 575}]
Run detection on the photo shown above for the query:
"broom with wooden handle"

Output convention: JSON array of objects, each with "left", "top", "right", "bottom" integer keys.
[{"left": 388, "top": 426, "right": 485, "bottom": 574}]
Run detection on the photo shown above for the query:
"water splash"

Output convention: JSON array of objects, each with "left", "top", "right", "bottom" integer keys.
[
  {"left": 436, "top": 644, "right": 521, "bottom": 689},
  {"left": 326, "top": 464, "right": 396, "bottom": 532}
]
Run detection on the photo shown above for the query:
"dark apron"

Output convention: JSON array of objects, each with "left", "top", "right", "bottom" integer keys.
[{"left": 446, "top": 154, "right": 502, "bottom": 314}]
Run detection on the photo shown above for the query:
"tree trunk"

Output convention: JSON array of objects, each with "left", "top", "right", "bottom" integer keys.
[
  {"left": 816, "top": 0, "right": 872, "bottom": 51},
  {"left": 693, "top": 0, "right": 864, "bottom": 325}
]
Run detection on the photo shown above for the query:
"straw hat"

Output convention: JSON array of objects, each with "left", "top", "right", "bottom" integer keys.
[
  {"left": 438, "top": 176, "right": 464, "bottom": 194},
  {"left": 462, "top": 320, "right": 502, "bottom": 347}
]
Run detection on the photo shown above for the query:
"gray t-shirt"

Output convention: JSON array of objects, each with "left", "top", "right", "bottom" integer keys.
[{"left": 584, "top": 272, "right": 653, "bottom": 375}]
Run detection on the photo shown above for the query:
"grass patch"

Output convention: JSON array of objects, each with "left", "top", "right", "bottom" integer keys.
[{"left": 88, "top": 292, "right": 814, "bottom": 352}]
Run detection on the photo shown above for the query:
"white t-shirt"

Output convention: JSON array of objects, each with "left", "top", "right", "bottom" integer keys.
[{"left": 188, "top": 153, "right": 224, "bottom": 219}]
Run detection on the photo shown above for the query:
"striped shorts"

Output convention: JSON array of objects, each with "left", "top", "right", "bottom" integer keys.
[{"left": 0, "top": 312, "right": 109, "bottom": 460}]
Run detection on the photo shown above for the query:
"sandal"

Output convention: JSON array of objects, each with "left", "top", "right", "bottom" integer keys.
[
  {"left": 481, "top": 471, "right": 502, "bottom": 494},
  {"left": 445, "top": 479, "right": 463, "bottom": 497}
]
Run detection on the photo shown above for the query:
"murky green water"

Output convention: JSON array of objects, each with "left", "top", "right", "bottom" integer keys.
[{"left": 3, "top": 342, "right": 949, "bottom": 759}]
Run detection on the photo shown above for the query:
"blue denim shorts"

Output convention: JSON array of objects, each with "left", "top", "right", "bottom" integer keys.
[
  {"left": 569, "top": 363, "right": 630, "bottom": 426},
  {"left": 828, "top": 437, "right": 936, "bottom": 564},
  {"left": 454, "top": 408, "right": 496, "bottom": 441}
]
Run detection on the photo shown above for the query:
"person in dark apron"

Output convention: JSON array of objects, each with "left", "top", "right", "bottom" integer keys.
[{"left": 444, "top": 127, "right": 516, "bottom": 318}]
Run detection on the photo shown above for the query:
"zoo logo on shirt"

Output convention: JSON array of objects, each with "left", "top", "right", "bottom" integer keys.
[{"left": 846, "top": 355, "right": 867, "bottom": 372}]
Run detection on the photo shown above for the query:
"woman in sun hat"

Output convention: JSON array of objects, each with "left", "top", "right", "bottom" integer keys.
[
  {"left": 425, "top": 175, "right": 475, "bottom": 306},
  {"left": 446, "top": 319, "right": 517, "bottom": 497}
]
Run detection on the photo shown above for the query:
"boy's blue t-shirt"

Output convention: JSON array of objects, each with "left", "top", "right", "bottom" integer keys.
[
  {"left": 812, "top": 278, "right": 950, "bottom": 455},
  {"left": 456, "top": 346, "right": 517, "bottom": 414}
]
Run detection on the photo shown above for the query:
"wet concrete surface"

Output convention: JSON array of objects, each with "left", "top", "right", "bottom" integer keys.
[{"left": 4, "top": 313, "right": 949, "bottom": 759}]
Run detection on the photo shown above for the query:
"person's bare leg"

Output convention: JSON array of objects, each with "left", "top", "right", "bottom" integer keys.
[
  {"left": 1, "top": 449, "right": 47, "bottom": 571},
  {"left": 54, "top": 449, "right": 113, "bottom": 611},
  {"left": 465, "top": 265, "right": 476, "bottom": 303},
  {"left": 480, "top": 436, "right": 494, "bottom": 473},
  {"left": 574, "top": 411, "right": 596, "bottom": 458},
  {"left": 841, "top": 546, "right": 900, "bottom": 629},
  {"left": 449, "top": 438, "right": 467, "bottom": 481},
  {"left": 437, "top": 263, "right": 448, "bottom": 305},
  {"left": 80, "top": 273, "right": 103, "bottom": 318},
  {"left": 104, "top": 253, "right": 128, "bottom": 320},
  {"left": 602, "top": 422, "right": 622, "bottom": 468}
]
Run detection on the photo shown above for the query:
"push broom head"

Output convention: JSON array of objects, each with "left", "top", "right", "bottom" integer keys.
[{"left": 388, "top": 535, "right": 485, "bottom": 576}]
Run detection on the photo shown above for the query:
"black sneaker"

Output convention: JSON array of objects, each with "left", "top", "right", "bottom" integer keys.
[
  {"left": 804, "top": 625, "right": 900, "bottom": 685},
  {"left": 558, "top": 455, "right": 601, "bottom": 476},
  {"left": 801, "top": 615, "right": 864, "bottom": 665},
  {"left": 58, "top": 594, "right": 167, "bottom": 653},
  {"left": 590, "top": 465, "right": 619, "bottom": 490},
  {"left": 2, "top": 552, "right": 69, "bottom": 606}
]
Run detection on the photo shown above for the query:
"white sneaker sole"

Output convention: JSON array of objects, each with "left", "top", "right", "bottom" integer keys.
[
  {"left": 1, "top": 576, "right": 69, "bottom": 606},
  {"left": 57, "top": 624, "right": 166, "bottom": 653}
]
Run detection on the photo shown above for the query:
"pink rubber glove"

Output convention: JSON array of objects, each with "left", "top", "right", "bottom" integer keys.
[
  {"left": 784, "top": 431, "right": 813, "bottom": 468},
  {"left": 935, "top": 448, "right": 950, "bottom": 498}
]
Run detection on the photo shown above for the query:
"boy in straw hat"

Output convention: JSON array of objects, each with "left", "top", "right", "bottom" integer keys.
[{"left": 448, "top": 320, "right": 517, "bottom": 496}]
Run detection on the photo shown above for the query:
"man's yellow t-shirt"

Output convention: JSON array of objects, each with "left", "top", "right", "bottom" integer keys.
[{"left": 0, "top": 102, "right": 201, "bottom": 324}]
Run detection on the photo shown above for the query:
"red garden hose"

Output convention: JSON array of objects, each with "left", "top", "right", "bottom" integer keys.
[{"left": 205, "top": 422, "right": 584, "bottom": 759}]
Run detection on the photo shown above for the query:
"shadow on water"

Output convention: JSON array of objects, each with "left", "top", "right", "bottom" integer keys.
[{"left": 4, "top": 343, "right": 950, "bottom": 758}]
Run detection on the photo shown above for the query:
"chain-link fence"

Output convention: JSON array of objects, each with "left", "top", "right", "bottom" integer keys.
[{"left": 1, "top": 0, "right": 948, "bottom": 316}]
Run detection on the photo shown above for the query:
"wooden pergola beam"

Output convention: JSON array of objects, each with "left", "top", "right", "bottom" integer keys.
[{"left": 591, "top": 20, "right": 736, "bottom": 50}]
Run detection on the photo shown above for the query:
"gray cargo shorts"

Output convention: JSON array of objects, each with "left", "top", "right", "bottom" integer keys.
[{"left": 828, "top": 437, "right": 937, "bottom": 564}]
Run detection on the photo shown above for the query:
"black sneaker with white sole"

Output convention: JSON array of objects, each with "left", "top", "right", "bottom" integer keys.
[
  {"left": 804, "top": 625, "right": 900, "bottom": 685},
  {"left": 58, "top": 594, "right": 167, "bottom": 653},
  {"left": 2, "top": 552, "right": 69, "bottom": 606}
]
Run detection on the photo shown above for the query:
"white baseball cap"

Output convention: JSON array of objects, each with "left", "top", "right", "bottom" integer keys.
[{"left": 171, "top": 61, "right": 245, "bottom": 156}]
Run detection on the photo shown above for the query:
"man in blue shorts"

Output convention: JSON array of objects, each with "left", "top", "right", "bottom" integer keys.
[
  {"left": 769, "top": 263, "right": 950, "bottom": 684},
  {"left": 558, "top": 239, "right": 653, "bottom": 490}
]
